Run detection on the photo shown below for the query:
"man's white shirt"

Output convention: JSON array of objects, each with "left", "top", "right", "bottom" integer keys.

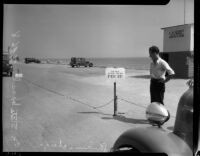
[{"left": 150, "top": 57, "right": 175, "bottom": 80}]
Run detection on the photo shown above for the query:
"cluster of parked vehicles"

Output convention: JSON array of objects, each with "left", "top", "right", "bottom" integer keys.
[
  {"left": 24, "top": 58, "right": 41, "bottom": 64},
  {"left": 3, "top": 53, "right": 13, "bottom": 77},
  {"left": 23, "top": 57, "right": 94, "bottom": 68}
]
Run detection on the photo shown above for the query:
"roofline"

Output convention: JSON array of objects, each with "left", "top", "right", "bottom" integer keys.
[{"left": 161, "top": 23, "right": 194, "bottom": 30}]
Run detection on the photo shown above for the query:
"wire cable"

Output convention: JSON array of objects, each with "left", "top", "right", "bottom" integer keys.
[
  {"left": 118, "top": 96, "right": 175, "bottom": 118},
  {"left": 93, "top": 99, "right": 114, "bottom": 109},
  {"left": 23, "top": 77, "right": 113, "bottom": 110},
  {"left": 118, "top": 97, "right": 147, "bottom": 109},
  {"left": 22, "top": 77, "right": 175, "bottom": 118}
]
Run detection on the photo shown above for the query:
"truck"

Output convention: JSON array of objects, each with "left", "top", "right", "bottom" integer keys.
[
  {"left": 70, "top": 57, "right": 93, "bottom": 68},
  {"left": 3, "top": 53, "right": 13, "bottom": 77}
]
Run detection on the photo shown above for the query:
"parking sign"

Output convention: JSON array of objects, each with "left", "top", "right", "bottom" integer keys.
[{"left": 105, "top": 67, "right": 125, "bottom": 81}]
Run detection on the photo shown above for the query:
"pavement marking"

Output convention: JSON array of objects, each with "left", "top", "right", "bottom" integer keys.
[
  {"left": 39, "top": 139, "right": 108, "bottom": 152},
  {"left": 9, "top": 74, "right": 22, "bottom": 131},
  {"left": 11, "top": 136, "right": 21, "bottom": 147}
]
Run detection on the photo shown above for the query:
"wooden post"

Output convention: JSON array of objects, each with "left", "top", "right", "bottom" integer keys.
[{"left": 113, "top": 82, "right": 118, "bottom": 116}]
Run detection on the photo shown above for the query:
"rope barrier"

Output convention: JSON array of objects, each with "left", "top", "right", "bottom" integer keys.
[
  {"left": 118, "top": 97, "right": 147, "bottom": 109},
  {"left": 93, "top": 99, "right": 114, "bottom": 109},
  {"left": 23, "top": 78, "right": 65, "bottom": 97},
  {"left": 66, "top": 96, "right": 98, "bottom": 110},
  {"left": 22, "top": 77, "right": 113, "bottom": 110},
  {"left": 118, "top": 97, "right": 175, "bottom": 118},
  {"left": 22, "top": 77, "right": 175, "bottom": 118}
]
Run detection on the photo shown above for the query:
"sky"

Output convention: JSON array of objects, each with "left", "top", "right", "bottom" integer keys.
[{"left": 3, "top": 0, "right": 194, "bottom": 58}]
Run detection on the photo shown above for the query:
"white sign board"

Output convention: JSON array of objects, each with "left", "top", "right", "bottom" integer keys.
[{"left": 105, "top": 67, "right": 125, "bottom": 82}]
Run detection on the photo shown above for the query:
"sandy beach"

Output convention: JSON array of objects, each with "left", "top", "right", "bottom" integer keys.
[{"left": 3, "top": 63, "right": 189, "bottom": 152}]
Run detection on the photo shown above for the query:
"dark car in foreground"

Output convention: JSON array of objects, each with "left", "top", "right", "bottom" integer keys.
[
  {"left": 111, "top": 79, "right": 197, "bottom": 156},
  {"left": 3, "top": 53, "right": 13, "bottom": 77},
  {"left": 70, "top": 57, "right": 93, "bottom": 68}
]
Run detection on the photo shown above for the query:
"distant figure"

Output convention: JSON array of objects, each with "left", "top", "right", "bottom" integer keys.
[{"left": 149, "top": 46, "right": 175, "bottom": 105}]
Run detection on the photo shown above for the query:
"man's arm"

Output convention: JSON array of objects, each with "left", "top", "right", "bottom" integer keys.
[
  {"left": 161, "top": 61, "right": 175, "bottom": 83},
  {"left": 158, "top": 74, "right": 173, "bottom": 83},
  {"left": 164, "top": 74, "right": 173, "bottom": 83}
]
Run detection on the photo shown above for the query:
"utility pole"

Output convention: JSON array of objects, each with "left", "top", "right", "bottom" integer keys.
[{"left": 184, "top": 0, "right": 186, "bottom": 24}]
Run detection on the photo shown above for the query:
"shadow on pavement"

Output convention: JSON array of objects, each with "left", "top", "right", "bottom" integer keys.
[
  {"left": 167, "top": 126, "right": 174, "bottom": 131},
  {"left": 129, "top": 75, "right": 188, "bottom": 80},
  {"left": 102, "top": 115, "right": 150, "bottom": 125},
  {"left": 129, "top": 75, "right": 150, "bottom": 79},
  {"left": 77, "top": 111, "right": 112, "bottom": 116}
]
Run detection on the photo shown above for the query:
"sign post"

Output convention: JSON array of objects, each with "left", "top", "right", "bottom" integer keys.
[
  {"left": 114, "top": 81, "right": 117, "bottom": 116},
  {"left": 105, "top": 67, "right": 125, "bottom": 116}
]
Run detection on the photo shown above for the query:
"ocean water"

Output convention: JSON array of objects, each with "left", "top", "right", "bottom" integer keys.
[
  {"left": 88, "top": 57, "right": 151, "bottom": 70},
  {"left": 41, "top": 57, "right": 151, "bottom": 70}
]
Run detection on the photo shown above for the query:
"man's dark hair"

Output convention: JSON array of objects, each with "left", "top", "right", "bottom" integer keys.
[{"left": 149, "top": 46, "right": 160, "bottom": 54}]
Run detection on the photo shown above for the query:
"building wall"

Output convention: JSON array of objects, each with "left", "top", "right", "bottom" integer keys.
[
  {"left": 190, "top": 25, "right": 194, "bottom": 52},
  {"left": 160, "top": 51, "right": 192, "bottom": 78},
  {"left": 161, "top": 24, "right": 194, "bottom": 79},
  {"left": 186, "top": 56, "right": 193, "bottom": 78}
]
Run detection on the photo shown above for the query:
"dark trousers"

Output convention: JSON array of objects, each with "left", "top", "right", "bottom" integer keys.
[{"left": 150, "top": 79, "right": 165, "bottom": 105}]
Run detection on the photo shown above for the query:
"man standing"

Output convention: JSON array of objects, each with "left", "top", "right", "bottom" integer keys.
[{"left": 149, "top": 46, "right": 175, "bottom": 105}]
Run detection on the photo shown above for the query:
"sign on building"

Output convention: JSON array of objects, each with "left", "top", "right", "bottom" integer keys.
[{"left": 162, "top": 24, "right": 194, "bottom": 52}]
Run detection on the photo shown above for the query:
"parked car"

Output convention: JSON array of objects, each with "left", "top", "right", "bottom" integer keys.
[
  {"left": 25, "top": 58, "right": 41, "bottom": 64},
  {"left": 3, "top": 53, "right": 13, "bottom": 77},
  {"left": 111, "top": 80, "right": 197, "bottom": 156},
  {"left": 70, "top": 57, "right": 93, "bottom": 68}
]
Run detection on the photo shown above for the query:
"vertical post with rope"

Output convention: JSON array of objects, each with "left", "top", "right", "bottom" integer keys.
[
  {"left": 105, "top": 67, "right": 125, "bottom": 116},
  {"left": 113, "top": 81, "right": 118, "bottom": 116}
]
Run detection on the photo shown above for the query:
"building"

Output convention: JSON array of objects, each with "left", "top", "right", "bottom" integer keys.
[{"left": 160, "top": 24, "right": 194, "bottom": 78}]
